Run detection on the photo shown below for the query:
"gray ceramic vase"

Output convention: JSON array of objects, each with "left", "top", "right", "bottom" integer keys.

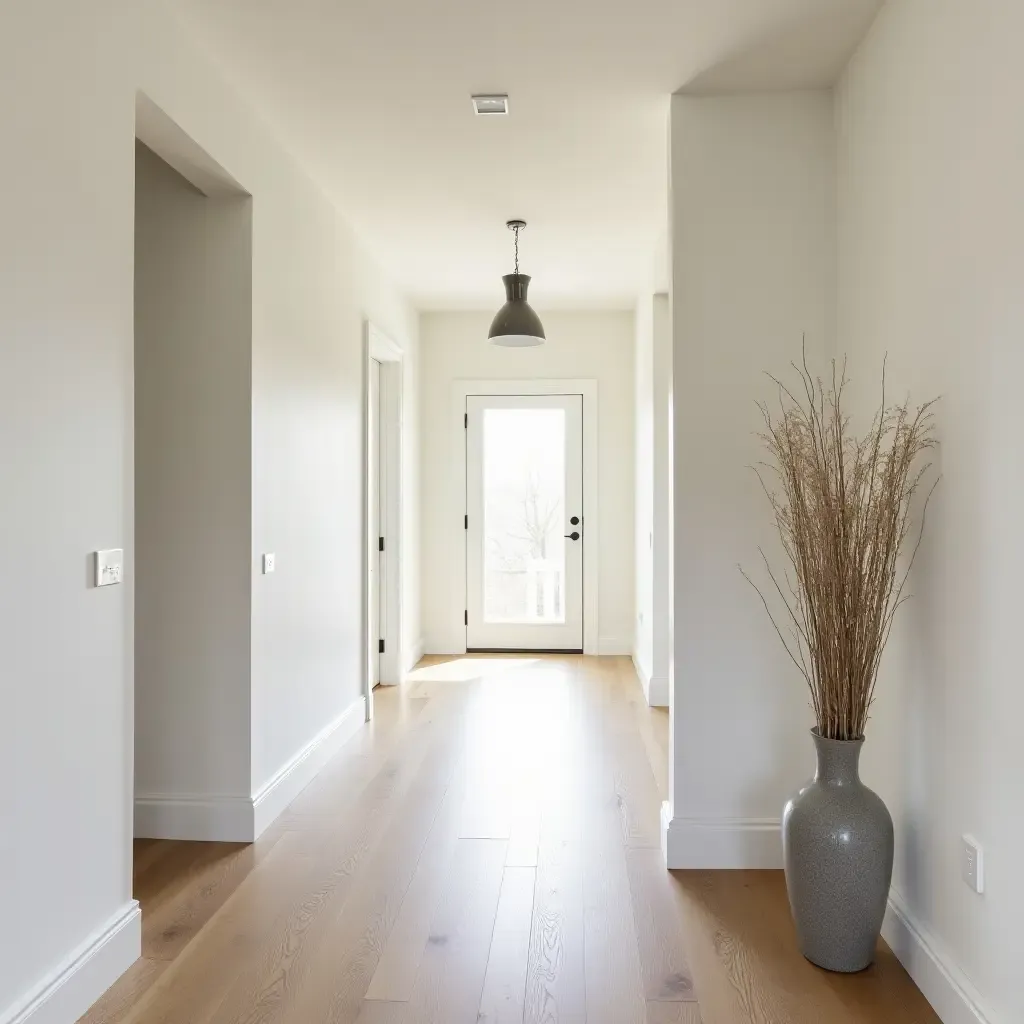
[{"left": 782, "top": 729, "right": 894, "bottom": 973}]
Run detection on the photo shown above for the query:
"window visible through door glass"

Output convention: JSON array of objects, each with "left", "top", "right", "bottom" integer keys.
[{"left": 482, "top": 407, "right": 566, "bottom": 624}]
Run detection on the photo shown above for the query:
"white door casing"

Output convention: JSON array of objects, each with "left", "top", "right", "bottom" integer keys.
[
  {"left": 369, "top": 357, "right": 382, "bottom": 687},
  {"left": 364, "top": 322, "right": 405, "bottom": 721}
]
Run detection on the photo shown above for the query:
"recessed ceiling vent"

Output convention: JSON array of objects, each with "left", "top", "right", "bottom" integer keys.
[{"left": 471, "top": 94, "right": 509, "bottom": 116}]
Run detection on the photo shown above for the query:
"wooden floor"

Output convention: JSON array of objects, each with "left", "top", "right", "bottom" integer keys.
[{"left": 81, "top": 655, "right": 938, "bottom": 1024}]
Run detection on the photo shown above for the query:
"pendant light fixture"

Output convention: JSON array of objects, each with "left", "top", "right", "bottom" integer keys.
[{"left": 488, "top": 219, "right": 546, "bottom": 347}]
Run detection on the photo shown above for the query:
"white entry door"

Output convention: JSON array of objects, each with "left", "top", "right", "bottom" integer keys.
[{"left": 466, "top": 394, "right": 584, "bottom": 651}]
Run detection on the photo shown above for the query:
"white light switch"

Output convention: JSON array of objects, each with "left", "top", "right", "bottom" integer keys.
[
  {"left": 262, "top": 553, "right": 276, "bottom": 574},
  {"left": 94, "top": 549, "right": 124, "bottom": 587},
  {"left": 962, "top": 834, "right": 984, "bottom": 894}
]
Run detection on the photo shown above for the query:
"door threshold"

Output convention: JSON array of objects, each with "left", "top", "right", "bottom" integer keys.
[{"left": 466, "top": 648, "right": 584, "bottom": 655}]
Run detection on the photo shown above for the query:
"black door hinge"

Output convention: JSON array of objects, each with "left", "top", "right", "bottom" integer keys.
[
  {"left": 378, "top": 638, "right": 385, "bottom": 654},
  {"left": 464, "top": 412, "right": 468, "bottom": 428},
  {"left": 464, "top": 610, "right": 468, "bottom": 626},
  {"left": 464, "top": 514, "right": 468, "bottom": 530},
  {"left": 378, "top": 536, "right": 384, "bottom": 552}
]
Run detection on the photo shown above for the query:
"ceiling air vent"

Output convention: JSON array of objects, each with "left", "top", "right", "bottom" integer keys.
[{"left": 471, "top": 94, "right": 509, "bottom": 116}]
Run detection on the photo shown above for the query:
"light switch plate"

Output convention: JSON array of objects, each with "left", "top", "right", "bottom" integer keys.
[
  {"left": 262, "top": 553, "right": 276, "bottom": 574},
  {"left": 94, "top": 549, "right": 124, "bottom": 587},
  {"left": 962, "top": 834, "right": 984, "bottom": 894}
]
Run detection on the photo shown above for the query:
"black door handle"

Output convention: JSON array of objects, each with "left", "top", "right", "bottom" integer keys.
[{"left": 564, "top": 531, "right": 581, "bottom": 541}]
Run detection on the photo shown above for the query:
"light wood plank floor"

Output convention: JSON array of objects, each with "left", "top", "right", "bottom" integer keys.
[{"left": 81, "top": 655, "right": 937, "bottom": 1024}]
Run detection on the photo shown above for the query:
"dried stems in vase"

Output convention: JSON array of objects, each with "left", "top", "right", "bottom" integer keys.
[{"left": 742, "top": 352, "right": 938, "bottom": 741}]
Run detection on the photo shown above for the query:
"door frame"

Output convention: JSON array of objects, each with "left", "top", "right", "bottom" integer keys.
[
  {"left": 451, "top": 378, "right": 599, "bottom": 656},
  {"left": 364, "top": 322, "right": 405, "bottom": 720}
]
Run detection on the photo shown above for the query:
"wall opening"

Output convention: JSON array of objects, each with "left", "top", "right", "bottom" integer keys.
[{"left": 133, "top": 130, "right": 253, "bottom": 851}]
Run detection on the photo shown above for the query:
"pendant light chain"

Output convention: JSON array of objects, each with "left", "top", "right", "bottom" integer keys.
[{"left": 513, "top": 223, "right": 520, "bottom": 275}]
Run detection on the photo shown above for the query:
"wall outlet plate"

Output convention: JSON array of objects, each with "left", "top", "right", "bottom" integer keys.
[
  {"left": 262, "top": 553, "right": 276, "bottom": 574},
  {"left": 94, "top": 549, "right": 124, "bottom": 587},
  {"left": 962, "top": 834, "right": 984, "bottom": 894}
]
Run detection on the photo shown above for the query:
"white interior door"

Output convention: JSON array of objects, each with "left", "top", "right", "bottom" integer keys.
[
  {"left": 369, "top": 358, "right": 382, "bottom": 686},
  {"left": 466, "top": 394, "right": 584, "bottom": 651}
]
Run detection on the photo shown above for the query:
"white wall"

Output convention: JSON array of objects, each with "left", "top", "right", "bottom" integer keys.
[
  {"left": 634, "top": 295, "right": 655, "bottom": 687},
  {"left": 245, "top": 168, "right": 418, "bottom": 793},
  {"left": 0, "top": 1, "right": 416, "bottom": 1019},
  {"left": 666, "top": 92, "right": 836, "bottom": 865},
  {"left": 134, "top": 142, "right": 253, "bottom": 807},
  {"left": 837, "top": 2, "right": 1024, "bottom": 1020},
  {"left": 633, "top": 290, "right": 671, "bottom": 706},
  {"left": 401, "top": 345, "right": 423, "bottom": 672},
  {"left": 651, "top": 293, "right": 672, "bottom": 706},
  {"left": 419, "top": 310, "right": 635, "bottom": 655}
]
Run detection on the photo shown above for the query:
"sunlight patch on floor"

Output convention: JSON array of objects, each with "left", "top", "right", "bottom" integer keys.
[{"left": 404, "top": 656, "right": 542, "bottom": 684}]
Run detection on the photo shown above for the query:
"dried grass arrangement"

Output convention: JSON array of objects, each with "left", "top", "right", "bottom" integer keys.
[{"left": 743, "top": 354, "right": 938, "bottom": 741}]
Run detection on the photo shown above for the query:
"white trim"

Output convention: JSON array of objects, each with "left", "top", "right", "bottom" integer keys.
[
  {"left": 630, "top": 652, "right": 670, "bottom": 707},
  {"left": 660, "top": 801, "right": 673, "bottom": 863},
  {"left": 661, "top": 806, "right": 782, "bottom": 868},
  {"left": 252, "top": 695, "right": 367, "bottom": 836},
  {"left": 134, "top": 793, "right": 254, "bottom": 842},
  {"left": 598, "top": 636, "right": 633, "bottom": 656},
  {"left": 136, "top": 696, "right": 366, "bottom": 841},
  {"left": 2, "top": 901, "right": 141, "bottom": 1024},
  {"left": 632, "top": 651, "right": 652, "bottom": 701},
  {"left": 883, "top": 890, "right": 995, "bottom": 1024},
  {"left": 404, "top": 636, "right": 425, "bottom": 677},
  {"left": 451, "top": 378, "right": 600, "bottom": 655},
  {"left": 364, "top": 322, "right": 406, "bottom": 716},
  {"left": 651, "top": 293, "right": 673, "bottom": 701},
  {"left": 648, "top": 674, "right": 669, "bottom": 707}
]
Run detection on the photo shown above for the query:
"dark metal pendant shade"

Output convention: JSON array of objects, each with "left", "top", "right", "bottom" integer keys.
[
  {"left": 489, "top": 219, "right": 545, "bottom": 346},
  {"left": 488, "top": 274, "right": 546, "bottom": 347}
]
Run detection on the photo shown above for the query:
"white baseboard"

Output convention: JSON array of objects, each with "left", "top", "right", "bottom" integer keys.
[
  {"left": 883, "top": 889, "right": 996, "bottom": 1024},
  {"left": 631, "top": 651, "right": 652, "bottom": 701},
  {"left": 598, "top": 636, "right": 633, "bottom": 656},
  {"left": 136, "top": 696, "right": 367, "bottom": 842},
  {"left": 660, "top": 801, "right": 673, "bottom": 863},
  {"left": 631, "top": 651, "right": 669, "bottom": 707},
  {"left": 661, "top": 803, "right": 782, "bottom": 868},
  {"left": 404, "top": 636, "right": 425, "bottom": 676},
  {"left": 425, "top": 637, "right": 634, "bottom": 658},
  {"left": 252, "top": 695, "right": 367, "bottom": 837},
  {"left": 648, "top": 674, "right": 669, "bottom": 706},
  {"left": 424, "top": 637, "right": 463, "bottom": 656},
  {"left": 134, "top": 792, "right": 254, "bottom": 842},
  {"left": 2, "top": 901, "right": 140, "bottom": 1024}
]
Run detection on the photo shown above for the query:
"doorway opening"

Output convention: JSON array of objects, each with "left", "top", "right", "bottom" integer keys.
[
  {"left": 364, "top": 323, "right": 405, "bottom": 719},
  {"left": 131, "top": 95, "right": 255, "bottom": 952},
  {"left": 466, "top": 394, "right": 584, "bottom": 652},
  {"left": 453, "top": 379, "right": 599, "bottom": 655}
]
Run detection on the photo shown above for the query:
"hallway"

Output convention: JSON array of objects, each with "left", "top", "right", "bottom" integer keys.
[{"left": 81, "top": 656, "right": 935, "bottom": 1024}]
